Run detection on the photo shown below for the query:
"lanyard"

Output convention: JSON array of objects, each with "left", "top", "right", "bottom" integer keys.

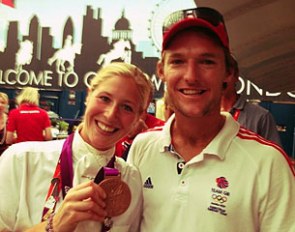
[
  {"left": 41, "top": 133, "right": 116, "bottom": 228},
  {"left": 232, "top": 109, "right": 241, "bottom": 121}
]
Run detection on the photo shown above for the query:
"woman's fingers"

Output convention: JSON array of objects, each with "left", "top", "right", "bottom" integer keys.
[
  {"left": 52, "top": 181, "right": 108, "bottom": 231},
  {"left": 70, "top": 198, "right": 108, "bottom": 219},
  {"left": 66, "top": 181, "right": 106, "bottom": 205}
]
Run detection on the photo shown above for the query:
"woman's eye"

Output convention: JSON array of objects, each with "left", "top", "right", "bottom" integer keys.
[
  {"left": 99, "top": 96, "right": 110, "bottom": 102},
  {"left": 122, "top": 104, "right": 133, "bottom": 112}
]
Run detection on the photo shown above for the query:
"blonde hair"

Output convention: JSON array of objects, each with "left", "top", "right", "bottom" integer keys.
[
  {"left": 90, "top": 62, "right": 153, "bottom": 114},
  {"left": 16, "top": 87, "right": 39, "bottom": 106},
  {"left": 0, "top": 92, "right": 9, "bottom": 105}
]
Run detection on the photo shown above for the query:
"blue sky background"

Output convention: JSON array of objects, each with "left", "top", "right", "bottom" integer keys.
[{"left": 0, "top": 0, "right": 196, "bottom": 56}]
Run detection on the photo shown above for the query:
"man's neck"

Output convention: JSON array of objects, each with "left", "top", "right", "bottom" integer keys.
[{"left": 171, "top": 114, "right": 225, "bottom": 161}]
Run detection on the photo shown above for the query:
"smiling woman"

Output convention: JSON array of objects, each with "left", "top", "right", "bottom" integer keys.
[
  {"left": 0, "top": 62, "right": 153, "bottom": 232},
  {"left": 81, "top": 62, "right": 153, "bottom": 151}
]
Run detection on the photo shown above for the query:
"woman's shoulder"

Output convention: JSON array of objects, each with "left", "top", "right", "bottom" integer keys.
[{"left": 2, "top": 140, "right": 65, "bottom": 161}]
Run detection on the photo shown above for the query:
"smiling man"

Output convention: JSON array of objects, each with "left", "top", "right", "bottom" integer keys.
[{"left": 127, "top": 7, "right": 295, "bottom": 232}]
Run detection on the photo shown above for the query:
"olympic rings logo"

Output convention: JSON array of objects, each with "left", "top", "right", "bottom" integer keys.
[{"left": 212, "top": 194, "right": 227, "bottom": 203}]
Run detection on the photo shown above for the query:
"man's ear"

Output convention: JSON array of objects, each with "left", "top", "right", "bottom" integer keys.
[
  {"left": 156, "top": 60, "right": 166, "bottom": 82},
  {"left": 223, "top": 65, "right": 235, "bottom": 87}
]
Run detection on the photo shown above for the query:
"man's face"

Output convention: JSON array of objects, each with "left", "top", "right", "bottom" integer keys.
[{"left": 158, "top": 30, "right": 230, "bottom": 119}]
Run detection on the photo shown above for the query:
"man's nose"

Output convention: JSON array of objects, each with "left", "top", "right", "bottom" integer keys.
[{"left": 184, "top": 60, "right": 199, "bottom": 83}]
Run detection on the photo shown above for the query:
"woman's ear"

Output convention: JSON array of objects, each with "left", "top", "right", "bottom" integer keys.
[{"left": 156, "top": 60, "right": 166, "bottom": 82}]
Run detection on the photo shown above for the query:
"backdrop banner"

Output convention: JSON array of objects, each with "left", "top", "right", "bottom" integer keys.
[{"left": 0, "top": 0, "right": 293, "bottom": 101}]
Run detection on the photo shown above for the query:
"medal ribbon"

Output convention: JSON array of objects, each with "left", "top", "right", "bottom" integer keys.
[
  {"left": 41, "top": 133, "right": 117, "bottom": 229},
  {"left": 93, "top": 159, "right": 119, "bottom": 232},
  {"left": 41, "top": 133, "right": 75, "bottom": 221}
]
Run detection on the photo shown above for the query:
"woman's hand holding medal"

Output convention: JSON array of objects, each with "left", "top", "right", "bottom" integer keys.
[{"left": 52, "top": 181, "right": 108, "bottom": 232}]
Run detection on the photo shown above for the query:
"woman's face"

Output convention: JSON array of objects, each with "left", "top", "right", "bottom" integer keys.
[{"left": 80, "top": 76, "right": 142, "bottom": 151}]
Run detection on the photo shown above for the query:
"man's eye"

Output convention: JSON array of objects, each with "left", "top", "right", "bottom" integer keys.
[
  {"left": 201, "top": 59, "right": 215, "bottom": 65},
  {"left": 170, "top": 59, "right": 184, "bottom": 65}
]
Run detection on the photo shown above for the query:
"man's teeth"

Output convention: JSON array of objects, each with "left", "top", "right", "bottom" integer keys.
[
  {"left": 182, "top": 89, "right": 204, "bottom": 95},
  {"left": 97, "top": 122, "right": 115, "bottom": 132}
]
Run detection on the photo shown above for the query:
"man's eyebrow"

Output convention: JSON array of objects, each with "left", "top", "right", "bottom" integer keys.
[
  {"left": 166, "top": 52, "right": 183, "bottom": 57},
  {"left": 199, "top": 52, "right": 220, "bottom": 58}
]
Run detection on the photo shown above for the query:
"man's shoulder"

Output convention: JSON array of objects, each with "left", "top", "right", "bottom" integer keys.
[
  {"left": 234, "top": 127, "right": 295, "bottom": 175},
  {"left": 131, "top": 126, "right": 165, "bottom": 149},
  {"left": 138, "top": 125, "right": 164, "bottom": 139},
  {"left": 235, "top": 127, "right": 282, "bottom": 154}
]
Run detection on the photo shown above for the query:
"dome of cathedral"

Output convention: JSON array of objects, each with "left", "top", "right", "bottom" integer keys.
[{"left": 114, "top": 11, "right": 130, "bottom": 30}]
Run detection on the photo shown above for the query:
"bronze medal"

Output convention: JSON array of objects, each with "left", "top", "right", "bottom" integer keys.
[{"left": 99, "top": 177, "right": 131, "bottom": 217}]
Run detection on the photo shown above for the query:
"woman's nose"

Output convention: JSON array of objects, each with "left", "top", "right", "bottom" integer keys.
[{"left": 105, "top": 104, "right": 119, "bottom": 120}]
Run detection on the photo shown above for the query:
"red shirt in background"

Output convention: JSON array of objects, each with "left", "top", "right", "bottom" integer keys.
[{"left": 6, "top": 104, "right": 51, "bottom": 143}]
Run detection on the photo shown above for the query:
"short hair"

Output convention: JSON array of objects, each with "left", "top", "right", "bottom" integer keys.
[
  {"left": 231, "top": 55, "right": 240, "bottom": 79},
  {"left": 90, "top": 62, "right": 153, "bottom": 114},
  {"left": 0, "top": 92, "right": 9, "bottom": 105},
  {"left": 16, "top": 87, "right": 39, "bottom": 106}
]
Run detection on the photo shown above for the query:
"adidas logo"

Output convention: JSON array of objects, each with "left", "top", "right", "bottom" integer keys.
[{"left": 143, "top": 177, "right": 154, "bottom": 189}]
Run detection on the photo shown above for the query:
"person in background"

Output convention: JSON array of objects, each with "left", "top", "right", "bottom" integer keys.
[
  {"left": 0, "top": 92, "right": 9, "bottom": 155},
  {"left": 163, "top": 91, "right": 174, "bottom": 121},
  {"left": 127, "top": 7, "right": 295, "bottom": 232},
  {"left": 221, "top": 56, "right": 282, "bottom": 146},
  {"left": 115, "top": 86, "right": 165, "bottom": 160},
  {"left": 155, "top": 91, "right": 174, "bottom": 121},
  {"left": 0, "top": 62, "right": 153, "bottom": 231},
  {"left": 6, "top": 87, "right": 52, "bottom": 144},
  {"left": 43, "top": 101, "right": 60, "bottom": 122}
]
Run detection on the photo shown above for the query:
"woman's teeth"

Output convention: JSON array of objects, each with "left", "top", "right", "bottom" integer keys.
[{"left": 97, "top": 122, "right": 115, "bottom": 132}]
